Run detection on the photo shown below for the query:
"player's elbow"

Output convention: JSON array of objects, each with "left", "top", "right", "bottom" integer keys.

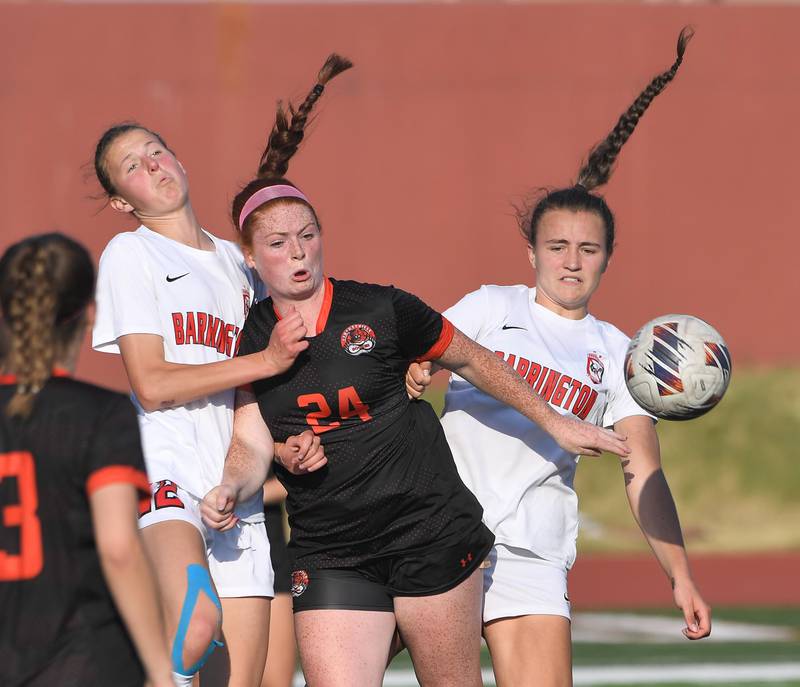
[
  {"left": 132, "top": 379, "right": 173, "bottom": 412},
  {"left": 136, "top": 395, "right": 164, "bottom": 413},
  {"left": 96, "top": 527, "right": 142, "bottom": 572}
]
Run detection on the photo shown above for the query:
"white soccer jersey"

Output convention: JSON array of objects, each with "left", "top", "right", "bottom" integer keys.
[
  {"left": 440, "top": 285, "right": 650, "bottom": 570},
  {"left": 93, "top": 225, "right": 262, "bottom": 503}
]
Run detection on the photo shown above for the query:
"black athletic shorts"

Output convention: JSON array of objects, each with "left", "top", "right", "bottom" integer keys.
[
  {"left": 264, "top": 504, "right": 292, "bottom": 595},
  {"left": 290, "top": 525, "right": 493, "bottom": 612}
]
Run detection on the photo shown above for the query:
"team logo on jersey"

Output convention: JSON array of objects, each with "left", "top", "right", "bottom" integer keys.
[
  {"left": 291, "top": 569, "right": 310, "bottom": 597},
  {"left": 340, "top": 324, "right": 376, "bottom": 356},
  {"left": 586, "top": 352, "right": 605, "bottom": 385},
  {"left": 242, "top": 290, "right": 251, "bottom": 318}
]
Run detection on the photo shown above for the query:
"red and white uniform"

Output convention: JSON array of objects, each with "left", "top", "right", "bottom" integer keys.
[
  {"left": 441, "top": 285, "right": 650, "bottom": 618},
  {"left": 93, "top": 225, "right": 272, "bottom": 597}
]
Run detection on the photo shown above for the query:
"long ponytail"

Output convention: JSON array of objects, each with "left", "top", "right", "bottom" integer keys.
[
  {"left": 231, "top": 54, "right": 353, "bottom": 245},
  {"left": 577, "top": 27, "right": 694, "bottom": 192},
  {"left": 525, "top": 27, "right": 694, "bottom": 253}
]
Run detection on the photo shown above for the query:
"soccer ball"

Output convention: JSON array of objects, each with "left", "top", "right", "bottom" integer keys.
[{"left": 624, "top": 314, "right": 732, "bottom": 420}]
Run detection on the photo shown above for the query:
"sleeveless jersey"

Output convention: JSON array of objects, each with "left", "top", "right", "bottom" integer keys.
[
  {"left": 238, "top": 278, "right": 492, "bottom": 569},
  {"left": 440, "top": 285, "right": 649, "bottom": 569},
  {"left": 93, "top": 225, "right": 262, "bottom": 503},
  {"left": 0, "top": 375, "right": 149, "bottom": 686}
]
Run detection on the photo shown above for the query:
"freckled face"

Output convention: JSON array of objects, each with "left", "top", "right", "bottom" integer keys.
[
  {"left": 528, "top": 209, "right": 609, "bottom": 319},
  {"left": 243, "top": 201, "right": 323, "bottom": 302},
  {"left": 104, "top": 128, "right": 189, "bottom": 216}
]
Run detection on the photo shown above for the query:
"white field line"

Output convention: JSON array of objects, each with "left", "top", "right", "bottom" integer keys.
[
  {"left": 572, "top": 663, "right": 800, "bottom": 685},
  {"left": 572, "top": 613, "right": 797, "bottom": 643},
  {"left": 571, "top": 663, "right": 800, "bottom": 685}
]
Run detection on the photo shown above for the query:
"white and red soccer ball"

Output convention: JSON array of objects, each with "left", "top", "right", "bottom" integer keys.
[{"left": 624, "top": 314, "right": 732, "bottom": 420}]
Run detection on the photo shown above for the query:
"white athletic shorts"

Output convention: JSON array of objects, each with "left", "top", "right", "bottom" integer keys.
[
  {"left": 139, "top": 480, "right": 274, "bottom": 598},
  {"left": 482, "top": 544, "right": 571, "bottom": 622}
]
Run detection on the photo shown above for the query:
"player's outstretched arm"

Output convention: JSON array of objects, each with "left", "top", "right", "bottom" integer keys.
[
  {"left": 117, "top": 307, "right": 308, "bottom": 412},
  {"left": 435, "top": 329, "right": 631, "bottom": 457},
  {"left": 614, "top": 414, "right": 712, "bottom": 640},
  {"left": 90, "top": 483, "right": 175, "bottom": 687}
]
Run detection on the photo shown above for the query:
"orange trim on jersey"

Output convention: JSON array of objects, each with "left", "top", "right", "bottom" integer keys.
[
  {"left": 0, "top": 369, "right": 72, "bottom": 385},
  {"left": 86, "top": 465, "right": 150, "bottom": 498},
  {"left": 315, "top": 277, "right": 333, "bottom": 334},
  {"left": 418, "top": 316, "right": 455, "bottom": 362},
  {"left": 272, "top": 276, "right": 332, "bottom": 334}
]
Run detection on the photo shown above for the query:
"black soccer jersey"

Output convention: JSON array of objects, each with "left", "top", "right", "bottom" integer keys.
[
  {"left": 238, "top": 278, "right": 493, "bottom": 569},
  {"left": 0, "top": 373, "right": 149, "bottom": 687}
]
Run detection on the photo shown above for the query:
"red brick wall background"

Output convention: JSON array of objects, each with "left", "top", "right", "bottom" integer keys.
[{"left": 1, "top": 4, "right": 795, "bottom": 390}]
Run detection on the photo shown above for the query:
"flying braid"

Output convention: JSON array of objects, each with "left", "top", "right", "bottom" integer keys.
[
  {"left": 256, "top": 54, "right": 353, "bottom": 180},
  {"left": 577, "top": 27, "right": 694, "bottom": 191}
]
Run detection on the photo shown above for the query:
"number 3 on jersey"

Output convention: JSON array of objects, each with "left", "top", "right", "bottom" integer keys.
[
  {"left": 0, "top": 451, "right": 43, "bottom": 581},
  {"left": 298, "top": 386, "right": 372, "bottom": 435}
]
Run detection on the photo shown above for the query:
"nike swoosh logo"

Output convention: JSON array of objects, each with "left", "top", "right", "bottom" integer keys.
[
  {"left": 502, "top": 324, "right": 526, "bottom": 331},
  {"left": 166, "top": 273, "right": 190, "bottom": 283}
]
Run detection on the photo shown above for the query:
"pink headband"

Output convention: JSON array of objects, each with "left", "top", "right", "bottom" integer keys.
[{"left": 238, "top": 184, "right": 311, "bottom": 231}]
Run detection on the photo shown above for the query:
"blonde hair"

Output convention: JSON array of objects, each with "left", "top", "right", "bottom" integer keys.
[{"left": 0, "top": 234, "right": 94, "bottom": 418}]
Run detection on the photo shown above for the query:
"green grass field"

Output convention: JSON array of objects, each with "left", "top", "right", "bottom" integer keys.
[{"left": 423, "top": 367, "right": 800, "bottom": 553}]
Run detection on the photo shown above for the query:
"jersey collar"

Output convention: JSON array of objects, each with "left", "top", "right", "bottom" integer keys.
[{"left": 272, "top": 277, "right": 333, "bottom": 336}]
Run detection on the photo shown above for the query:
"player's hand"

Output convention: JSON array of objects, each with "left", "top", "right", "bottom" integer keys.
[
  {"left": 547, "top": 413, "right": 630, "bottom": 457},
  {"left": 201, "top": 484, "right": 240, "bottom": 532},
  {"left": 673, "top": 577, "right": 712, "bottom": 640},
  {"left": 263, "top": 305, "right": 309, "bottom": 375},
  {"left": 276, "top": 429, "right": 327, "bottom": 474},
  {"left": 406, "top": 361, "right": 432, "bottom": 399}
]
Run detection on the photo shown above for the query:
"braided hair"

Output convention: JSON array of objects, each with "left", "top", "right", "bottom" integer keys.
[
  {"left": 0, "top": 234, "right": 94, "bottom": 419},
  {"left": 524, "top": 27, "right": 694, "bottom": 254},
  {"left": 232, "top": 54, "right": 353, "bottom": 245}
]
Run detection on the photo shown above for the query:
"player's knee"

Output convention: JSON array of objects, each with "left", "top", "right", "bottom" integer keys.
[
  {"left": 180, "top": 606, "right": 221, "bottom": 664},
  {"left": 172, "top": 564, "right": 223, "bottom": 676}
]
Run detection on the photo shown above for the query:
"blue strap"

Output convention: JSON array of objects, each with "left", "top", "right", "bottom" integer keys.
[{"left": 172, "top": 563, "right": 223, "bottom": 676}]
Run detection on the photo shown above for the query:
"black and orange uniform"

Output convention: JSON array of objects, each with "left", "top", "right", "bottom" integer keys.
[
  {"left": 0, "top": 373, "right": 150, "bottom": 687},
  {"left": 239, "top": 278, "right": 493, "bottom": 604}
]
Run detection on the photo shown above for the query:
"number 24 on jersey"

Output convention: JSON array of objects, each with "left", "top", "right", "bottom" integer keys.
[{"left": 298, "top": 386, "right": 372, "bottom": 434}]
